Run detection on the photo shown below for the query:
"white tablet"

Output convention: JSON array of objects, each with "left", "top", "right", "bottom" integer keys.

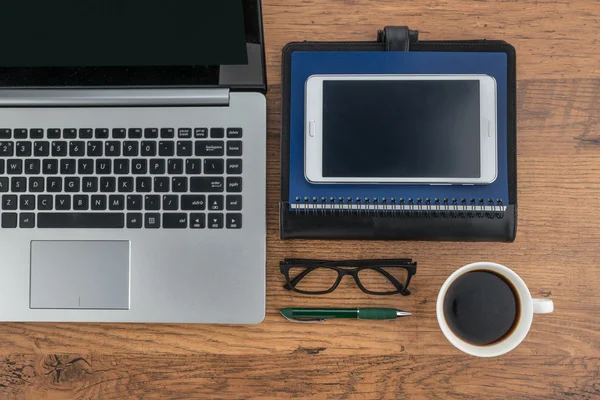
[{"left": 304, "top": 74, "right": 498, "bottom": 185}]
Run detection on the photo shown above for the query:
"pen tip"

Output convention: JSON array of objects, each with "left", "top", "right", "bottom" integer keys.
[{"left": 396, "top": 310, "right": 412, "bottom": 317}]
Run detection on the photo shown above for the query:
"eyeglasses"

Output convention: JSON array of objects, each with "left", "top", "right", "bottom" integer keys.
[{"left": 280, "top": 259, "right": 417, "bottom": 296}]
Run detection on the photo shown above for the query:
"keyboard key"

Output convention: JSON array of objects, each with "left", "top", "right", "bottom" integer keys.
[
  {"left": 227, "top": 177, "right": 242, "bottom": 193},
  {"left": 96, "top": 159, "right": 112, "bottom": 175},
  {"left": 210, "top": 128, "right": 225, "bottom": 138},
  {"left": 87, "top": 141, "right": 103, "bottom": 156},
  {"left": 182, "top": 195, "right": 206, "bottom": 210},
  {"left": 136, "top": 177, "right": 152, "bottom": 192},
  {"left": 78, "top": 159, "right": 94, "bottom": 175},
  {"left": 177, "top": 141, "right": 193, "bottom": 156},
  {"left": 29, "top": 177, "right": 44, "bottom": 192},
  {"left": 114, "top": 159, "right": 129, "bottom": 175},
  {"left": 159, "top": 141, "right": 175, "bottom": 156},
  {"left": 226, "top": 195, "right": 243, "bottom": 211},
  {"left": 38, "top": 213, "right": 125, "bottom": 229},
  {"left": 109, "top": 195, "right": 125, "bottom": 210},
  {"left": 141, "top": 141, "right": 157, "bottom": 156},
  {"left": 226, "top": 213, "right": 242, "bottom": 229},
  {"left": 38, "top": 195, "right": 53, "bottom": 210},
  {"left": 19, "top": 213, "right": 35, "bottom": 228},
  {"left": 194, "top": 128, "right": 209, "bottom": 139},
  {"left": 14, "top": 129, "right": 28, "bottom": 139},
  {"left": 30, "top": 129, "right": 44, "bottom": 139},
  {"left": 172, "top": 177, "right": 188, "bottom": 193},
  {"left": 208, "top": 195, "right": 224, "bottom": 211},
  {"left": 127, "top": 195, "right": 143, "bottom": 210},
  {"left": 227, "top": 141, "right": 243, "bottom": 157},
  {"left": 95, "top": 128, "right": 109, "bottom": 139},
  {"left": 1, "top": 213, "right": 17, "bottom": 228},
  {"left": 145, "top": 195, "right": 160, "bottom": 210},
  {"left": 112, "top": 128, "right": 126, "bottom": 139},
  {"left": 163, "top": 213, "right": 187, "bottom": 229},
  {"left": 132, "top": 159, "right": 147, "bottom": 174},
  {"left": 56, "top": 195, "right": 71, "bottom": 210},
  {"left": 190, "top": 213, "right": 206, "bottom": 229},
  {"left": 162, "top": 195, "right": 179, "bottom": 210},
  {"left": 153, "top": 177, "right": 170, "bottom": 193},
  {"left": 178, "top": 128, "right": 192, "bottom": 138},
  {"left": 0, "top": 177, "right": 8, "bottom": 192},
  {"left": 204, "top": 159, "right": 224, "bottom": 175},
  {"left": 168, "top": 159, "right": 184, "bottom": 174},
  {"left": 65, "top": 177, "right": 80, "bottom": 192},
  {"left": 16, "top": 142, "right": 32, "bottom": 157},
  {"left": 0, "top": 160, "right": 4, "bottom": 174},
  {"left": 82, "top": 177, "right": 98, "bottom": 192},
  {"left": 160, "top": 128, "right": 175, "bottom": 138},
  {"left": 91, "top": 195, "right": 107, "bottom": 210},
  {"left": 79, "top": 128, "right": 93, "bottom": 139},
  {"left": 190, "top": 177, "right": 224, "bottom": 193},
  {"left": 47, "top": 129, "right": 61, "bottom": 139},
  {"left": 43, "top": 159, "right": 59, "bottom": 175},
  {"left": 34, "top": 141, "right": 50, "bottom": 157},
  {"left": 105, "top": 141, "right": 121, "bottom": 157},
  {"left": 73, "top": 195, "right": 89, "bottom": 210},
  {"left": 123, "top": 141, "right": 139, "bottom": 157},
  {"left": 69, "top": 141, "right": 85, "bottom": 157},
  {"left": 52, "top": 141, "right": 67, "bottom": 157},
  {"left": 25, "top": 159, "right": 41, "bottom": 175},
  {"left": 47, "top": 177, "right": 62, "bottom": 192},
  {"left": 0, "top": 129, "right": 11, "bottom": 139},
  {"left": 63, "top": 128, "right": 77, "bottom": 139},
  {"left": 118, "top": 177, "right": 134, "bottom": 193},
  {"left": 20, "top": 195, "right": 35, "bottom": 210},
  {"left": 227, "top": 159, "right": 243, "bottom": 175},
  {"left": 128, "top": 128, "right": 143, "bottom": 139},
  {"left": 185, "top": 159, "right": 201, "bottom": 175},
  {"left": 0, "top": 142, "right": 14, "bottom": 157},
  {"left": 227, "top": 128, "right": 243, "bottom": 139},
  {"left": 11, "top": 177, "right": 26, "bottom": 192},
  {"left": 6, "top": 159, "right": 22, "bottom": 174},
  {"left": 2, "top": 195, "right": 17, "bottom": 210},
  {"left": 208, "top": 213, "right": 224, "bottom": 229},
  {"left": 150, "top": 159, "right": 165, "bottom": 174},
  {"left": 145, "top": 213, "right": 160, "bottom": 228},
  {"left": 100, "top": 177, "right": 116, "bottom": 192},
  {"left": 195, "top": 141, "right": 224, "bottom": 157},
  {"left": 61, "top": 159, "right": 77, "bottom": 175},
  {"left": 127, "top": 213, "right": 143, "bottom": 228},
  {"left": 144, "top": 128, "right": 159, "bottom": 139}
]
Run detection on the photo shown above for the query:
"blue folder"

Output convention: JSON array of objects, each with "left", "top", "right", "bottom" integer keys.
[{"left": 288, "top": 51, "right": 509, "bottom": 209}]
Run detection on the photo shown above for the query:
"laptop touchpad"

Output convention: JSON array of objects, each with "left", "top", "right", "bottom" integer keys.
[{"left": 30, "top": 241, "right": 130, "bottom": 310}]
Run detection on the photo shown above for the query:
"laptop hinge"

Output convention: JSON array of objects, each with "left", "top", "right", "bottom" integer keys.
[{"left": 0, "top": 88, "right": 230, "bottom": 107}]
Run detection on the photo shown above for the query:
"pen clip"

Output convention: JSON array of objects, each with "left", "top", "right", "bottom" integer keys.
[{"left": 280, "top": 312, "right": 327, "bottom": 324}]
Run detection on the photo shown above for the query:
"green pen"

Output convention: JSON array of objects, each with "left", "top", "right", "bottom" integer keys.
[{"left": 280, "top": 308, "right": 411, "bottom": 322}]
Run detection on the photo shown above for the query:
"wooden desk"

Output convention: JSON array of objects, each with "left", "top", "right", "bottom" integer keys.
[{"left": 1, "top": 1, "right": 599, "bottom": 398}]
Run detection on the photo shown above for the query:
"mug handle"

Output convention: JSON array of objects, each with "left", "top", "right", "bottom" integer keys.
[{"left": 532, "top": 298, "right": 554, "bottom": 314}]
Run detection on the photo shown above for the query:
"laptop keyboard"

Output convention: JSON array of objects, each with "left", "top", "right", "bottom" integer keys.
[{"left": 0, "top": 127, "right": 243, "bottom": 229}]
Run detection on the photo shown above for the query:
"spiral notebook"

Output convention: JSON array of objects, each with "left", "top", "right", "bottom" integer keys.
[{"left": 280, "top": 27, "right": 517, "bottom": 242}]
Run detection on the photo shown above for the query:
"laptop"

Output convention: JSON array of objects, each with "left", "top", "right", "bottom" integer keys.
[{"left": 0, "top": 0, "right": 267, "bottom": 323}]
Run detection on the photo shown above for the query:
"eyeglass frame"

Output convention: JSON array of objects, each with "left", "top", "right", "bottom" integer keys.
[{"left": 280, "top": 259, "right": 417, "bottom": 296}]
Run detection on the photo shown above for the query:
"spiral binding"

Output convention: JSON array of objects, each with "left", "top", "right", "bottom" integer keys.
[{"left": 290, "top": 197, "right": 506, "bottom": 219}]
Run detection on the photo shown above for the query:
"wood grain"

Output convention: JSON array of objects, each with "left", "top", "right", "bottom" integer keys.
[{"left": 2, "top": 0, "right": 600, "bottom": 398}]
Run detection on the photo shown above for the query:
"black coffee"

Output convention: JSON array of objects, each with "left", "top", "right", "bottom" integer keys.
[{"left": 443, "top": 270, "right": 520, "bottom": 346}]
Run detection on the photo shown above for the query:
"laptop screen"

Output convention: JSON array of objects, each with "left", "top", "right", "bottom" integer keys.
[{"left": 0, "top": 0, "right": 265, "bottom": 88}]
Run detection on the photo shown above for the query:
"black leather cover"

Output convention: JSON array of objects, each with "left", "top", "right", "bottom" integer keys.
[{"left": 280, "top": 29, "right": 518, "bottom": 242}]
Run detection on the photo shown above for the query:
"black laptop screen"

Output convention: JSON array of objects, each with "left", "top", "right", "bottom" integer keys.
[
  {"left": 0, "top": 0, "right": 265, "bottom": 88},
  {"left": 0, "top": 0, "right": 247, "bottom": 68}
]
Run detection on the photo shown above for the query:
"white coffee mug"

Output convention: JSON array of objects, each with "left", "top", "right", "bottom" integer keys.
[{"left": 436, "top": 262, "right": 554, "bottom": 357}]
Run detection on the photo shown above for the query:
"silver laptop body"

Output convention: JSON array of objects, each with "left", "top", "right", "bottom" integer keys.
[{"left": 0, "top": 1, "right": 267, "bottom": 323}]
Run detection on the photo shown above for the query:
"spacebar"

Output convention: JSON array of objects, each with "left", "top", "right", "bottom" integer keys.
[{"left": 38, "top": 213, "right": 125, "bottom": 229}]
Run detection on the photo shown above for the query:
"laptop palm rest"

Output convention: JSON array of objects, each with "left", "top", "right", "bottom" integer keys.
[{"left": 30, "top": 241, "right": 130, "bottom": 310}]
